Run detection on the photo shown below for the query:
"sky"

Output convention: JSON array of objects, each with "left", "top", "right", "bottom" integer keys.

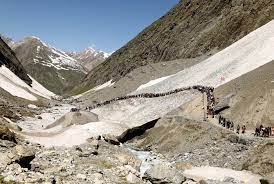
[{"left": 0, "top": 0, "right": 178, "bottom": 53}]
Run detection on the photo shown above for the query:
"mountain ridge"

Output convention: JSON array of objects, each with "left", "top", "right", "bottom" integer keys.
[
  {"left": 66, "top": 47, "right": 110, "bottom": 71},
  {"left": 77, "top": 0, "right": 274, "bottom": 93},
  {"left": 10, "top": 36, "right": 87, "bottom": 95}
]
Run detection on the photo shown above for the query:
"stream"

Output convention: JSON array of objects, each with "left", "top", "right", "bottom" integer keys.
[{"left": 125, "top": 145, "right": 171, "bottom": 177}]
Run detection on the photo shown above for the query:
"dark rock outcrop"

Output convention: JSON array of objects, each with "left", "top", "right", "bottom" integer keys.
[
  {"left": 260, "top": 177, "right": 274, "bottom": 184},
  {"left": 117, "top": 118, "right": 160, "bottom": 143},
  {"left": 0, "top": 37, "right": 32, "bottom": 86}
]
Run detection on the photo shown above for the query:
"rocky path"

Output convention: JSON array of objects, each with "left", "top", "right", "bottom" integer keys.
[{"left": 208, "top": 116, "right": 274, "bottom": 140}]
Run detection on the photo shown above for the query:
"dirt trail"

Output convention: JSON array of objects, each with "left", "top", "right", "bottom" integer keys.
[{"left": 208, "top": 116, "right": 274, "bottom": 140}]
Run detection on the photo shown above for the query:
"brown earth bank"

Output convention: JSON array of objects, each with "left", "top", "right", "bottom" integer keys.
[
  {"left": 129, "top": 113, "right": 274, "bottom": 177},
  {"left": 214, "top": 60, "right": 274, "bottom": 129}
]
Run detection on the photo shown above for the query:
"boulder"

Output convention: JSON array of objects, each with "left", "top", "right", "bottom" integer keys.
[
  {"left": 227, "top": 134, "right": 247, "bottom": 145},
  {"left": 78, "top": 150, "right": 98, "bottom": 157},
  {"left": 143, "top": 164, "right": 186, "bottom": 184},
  {"left": 198, "top": 180, "right": 208, "bottom": 184},
  {"left": 70, "top": 108, "right": 80, "bottom": 112},
  {"left": 260, "top": 177, "right": 274, "bottom": 184},
  {"left": 102, "top": 134, "right": 120, "bottom": 145},
  {"left": 0, "top": 145, "right": 35, "bottom": 169},
  {"left": 87, "top": 137, "right": 100, "bottom": 149},
  {"left": 115, "top": 153, "right": 141, "bottom": 170},
  {"left": 0, "top": 105, "right": 20, "bottom": 120},
  {"left": 0, "top": 122, "right": 17, "bottom": 143},
  {"left": 126, "top": 172, "right": 141, "bottom": 183},
  {"left": 2, "top": 117, "right": 22, "bottom": 131}
]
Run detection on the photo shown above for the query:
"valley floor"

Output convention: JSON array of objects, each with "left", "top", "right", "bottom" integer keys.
[{"left": 0, "top": 100, "right": 272, "bottom": 184}]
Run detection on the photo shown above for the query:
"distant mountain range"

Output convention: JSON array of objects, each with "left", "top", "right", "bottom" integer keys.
[
  {"left": 67, "top": 47, "right": 110, "bottom": 71},
  {"left": 2, "top": 36, "right": 110, "bottom": 95}
]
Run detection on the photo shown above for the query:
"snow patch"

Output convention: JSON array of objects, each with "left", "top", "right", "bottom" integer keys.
[
  {"left": 28, "top": 104, "right": 38, "bottom": 109},
  {"left": 93, "top": 80, "right": 115, "bottom": 91},
  {"left": 73, "top": 80, "right": 115, "bottom": 99},
  {"left": 29, "top": 75, "right": 56, "bottom": 99},
  {"left": 24, "top": 121, "right": 127, "bottom": 147},
  {"left": 183, "top": 166, "right": 261, "bottom": 184},
  {"left": 0, "top": 65, "right": 56, "bottom": 101},
  {"left": 136, "top": 74, "right": 175, "bottom": 91},
  {"left": 0, "top": 65, "right": 38, "bottom": 101}
]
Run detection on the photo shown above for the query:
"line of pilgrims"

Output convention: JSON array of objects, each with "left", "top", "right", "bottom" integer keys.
[
  {"left": 87, "top": 85, "right": 216, "bottom": 116},
  {"left": 218, "top": 116, "right": 273, "bottom": 137},
  {"left": 84, "top": 85, "right": 274, "bottom": 138},
  {"left": 218, "top": 115, "right": 246, "bottom": 134}
]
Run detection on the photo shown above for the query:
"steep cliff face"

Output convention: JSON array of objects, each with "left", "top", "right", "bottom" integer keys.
[
  {"left": 0, "top": 37, "right": 32, "bottom": 86},
  {"left": 79, "top": 0, "right": 274, "bottom": 92}
]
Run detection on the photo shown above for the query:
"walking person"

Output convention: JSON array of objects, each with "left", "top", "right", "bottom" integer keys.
[
  {"left": 242, "top": 125, "right": 246, "bottom": 134},
  {"left": 236, "top": 124, "right": 240, "bottom": 134},
  {"left": 230, "top": 122, "right": 234, "bottom": 131}
]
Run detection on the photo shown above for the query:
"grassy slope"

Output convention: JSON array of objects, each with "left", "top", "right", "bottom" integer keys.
[{"left": 25, "top": 63, "right": 85, "bottom": 95}]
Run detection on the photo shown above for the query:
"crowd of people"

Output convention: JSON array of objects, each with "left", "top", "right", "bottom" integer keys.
[
  {"left": 255, "top": 125, "right": 273, "bottom": 137},
  {"left": 218, "top": 115, "right": 274, "bottom": 138},
  {"left": 191, "top": 85, "right": 216, "bottom": 117},
  {"left": 218, "top": 115, "right": 246, "bottom": 134}
]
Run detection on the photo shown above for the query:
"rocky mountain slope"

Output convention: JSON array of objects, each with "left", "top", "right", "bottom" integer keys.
[
  {"left": 78, "top": 0, "right": 274, "bottom": 93},
  {"left": 67, "top": 47, "right": 110, "bottom": 71},
  {"left": 11, "top": 37, "right": 87, "bottom": 95},
  {"left": 0, "top": 35, "right": 13, "bottom": 47},
  {"left": 1, "top": 1, "right": 274, "bottom": 183},
  {"left": 0, "top": 36, "right": 56, "bottom": 132},
  {"left": 0, "top": 37, "right": 31, "bottom": 86}
]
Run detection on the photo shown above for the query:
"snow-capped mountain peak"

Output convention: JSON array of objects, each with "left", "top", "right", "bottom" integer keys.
[
  {"left": 12, "top": 36, "right": 87, "bottom": 73},
  {"left": 67, "top": 47, "right": 111, "bottom": 71}
]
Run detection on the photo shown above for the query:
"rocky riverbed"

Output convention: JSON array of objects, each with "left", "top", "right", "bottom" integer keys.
[{"left": 0, "top": 103, "right": 273, "bottom": 184}]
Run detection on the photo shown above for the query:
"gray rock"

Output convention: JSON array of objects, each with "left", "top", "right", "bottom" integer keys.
[
  {"left": 76, "top": 173, "right": 87, "bottom": 180},
  {"left": 227, "top": 134, "right": 246, "bottom": 145},
  {"left": 223, "top": 177, "right": 241, "bottom": 183},
  {"left": 126, "top": 172, "right": 142, "bottom": 183},
  {"left": 198, "top": 180, "right": 208, "bottom": 184},
  {"left": 143, "top": 164, "right": 186, "bottom": 184},
  {"left": 3, "top": 145, "right": 35, "bottom": 169},
  {"left": 103, "top": 134, "right": 120, "bottom": 145},
  {"left": 78, "top": 150, "right": 98, "bottom": 157},
  {"left": 87, "top": 137, "right": 100, "bottom": 149}
]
